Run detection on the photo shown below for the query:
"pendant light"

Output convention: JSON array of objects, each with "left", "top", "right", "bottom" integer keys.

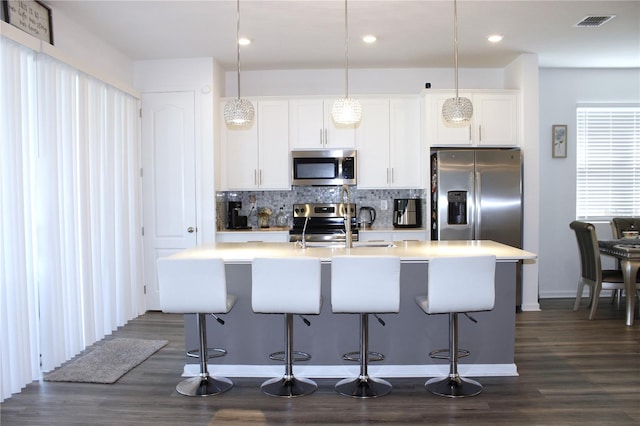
[
  {"left": 224, "top": 0, "right": 254, "bottom": 127},
  {"left": 331, "top": 0, "right": 361, "bottom": 125},
  {"left": 442, "top": 0, "right": 473, "bottom": 128}
]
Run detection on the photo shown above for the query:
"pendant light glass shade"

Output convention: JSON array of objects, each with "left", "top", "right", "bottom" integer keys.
[
  {"left": 331, "top": 97, "right": 362, "bottom": 125},
  {"left": 332, "top": 0, "right": 361, "bottom": 125},
  {"left": 224, "top": 0, "right": 254, "bottom": 127},
  {"left": 442, "top": 96, "right": 473, "bottom": 127},
  {"left": 442, "top": 0, "right": 473, "bottom": 127},
  {"left": 224, "top": 98, "right": 254, "bottom": 127}
]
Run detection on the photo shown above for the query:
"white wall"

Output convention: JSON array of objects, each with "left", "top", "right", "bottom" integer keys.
[
  {"left": 225, "top": 67, "right": 506, "bottom": 97},
  {"left": 538, "top": 68, "right": 640, "bottom": 298},
  {"left": 505, "top": 53, "right": 541, "bottom": 311},
  {"left": 40, "top": 9, "right": 134, "bottom": 90}
]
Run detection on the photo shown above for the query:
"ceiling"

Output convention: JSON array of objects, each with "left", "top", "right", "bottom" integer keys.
[{"left": 47, "top": 0, "right": 640, "bottom": 70}]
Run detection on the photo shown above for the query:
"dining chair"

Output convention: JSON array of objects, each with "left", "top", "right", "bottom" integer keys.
[
  {"left": 609, "top": 217, "right": 640, "bottom": 302},
  {"left": 569, "top": 221, "right": 640, "bottom": 320},
  {"left": 611, "top": 217, "right": 640, "bottom": 239}
]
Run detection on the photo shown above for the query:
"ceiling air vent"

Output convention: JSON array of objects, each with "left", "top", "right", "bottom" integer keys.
[{"left": 574, "top": 15, "right": 615, "bottom": 27}]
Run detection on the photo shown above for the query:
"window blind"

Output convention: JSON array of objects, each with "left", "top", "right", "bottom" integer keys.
[{"left": 576, "top": 106, "right": 640, "bottom": 219}]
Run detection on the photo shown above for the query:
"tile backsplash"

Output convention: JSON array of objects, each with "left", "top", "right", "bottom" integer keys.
[{"left": 216, "top": 187, "right": 426, "bottom": 231}]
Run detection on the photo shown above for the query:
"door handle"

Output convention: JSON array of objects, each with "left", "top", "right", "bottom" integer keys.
[
  {"left": 187, "top": 227, "right": 195, "bottom": 233},
  {"left": 474, "top": 171, "right": 481, "bottom": 239}
]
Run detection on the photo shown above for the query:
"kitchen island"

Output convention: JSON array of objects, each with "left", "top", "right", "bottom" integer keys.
[{"left": 168, "top": 240, "right": 536, "bottom": 379}]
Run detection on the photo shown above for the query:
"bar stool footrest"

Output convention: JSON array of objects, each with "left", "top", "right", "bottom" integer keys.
[
  {"left": 428, "top": 348, "right": 470, "bottom": 360},
  {"left": 342, "top": 351, "right": 385, "bottom": 362},
  {"left": 186, "top": 348, "right": 227, "bottom": 359},
  {"left": 269, "top": 350, "right": 311, "bottom": 362}
]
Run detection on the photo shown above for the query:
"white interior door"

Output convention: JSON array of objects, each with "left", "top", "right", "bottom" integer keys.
[{"left": 142, "top": 91, "right": 196, "bottom": 310}]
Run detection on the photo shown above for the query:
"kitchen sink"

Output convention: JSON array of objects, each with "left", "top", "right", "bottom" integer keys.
[
  {"left": 300, "top": 241, "right": 396, "bottom": 248},
  {"left": 354, "top": 241, "right": 396, "bottom": 248}
]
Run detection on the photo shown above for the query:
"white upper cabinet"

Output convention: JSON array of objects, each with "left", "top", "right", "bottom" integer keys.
[
  {"left": 473, "top": 93, "right": 519, "bottom": 146},
  {"left": 220, "top": 99, "right": 290, "bottom": 190},
  {"left": 356, "top": 96, "right": 423, "bottom": 189},
  {"left": 289, "top": 98, "right": 356, "bottom": 149},
  {"left": 425, "top": 90, "right": 520, "bottom": 147}
]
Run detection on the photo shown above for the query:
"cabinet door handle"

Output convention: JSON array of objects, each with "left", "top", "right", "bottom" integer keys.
[
  {"left": 390, "top": 168, "right": 394, "bottom": 184},
  {"left": 187, "top": 227, "right": 195, "bottom": 233},
  {"left": 479, "top": 124, "right": 482, "bottom": 142},
  {"left": 259, "top": 169, "right": 262, "bottom": 185},
  {"left": 469, "top": 126, "right": 472, "bottom": 141},
  {"left": 386, "top": 168, "right": 390, "bottom": 184},
  {"left": 324, "top": 129, "right": 327, "bottom": 145},
  {"left": 319, "top": 129, "right": 323, "bottom": 145},
  {"left": 254, "top": 169, "right": 258, "bottom": 185}
]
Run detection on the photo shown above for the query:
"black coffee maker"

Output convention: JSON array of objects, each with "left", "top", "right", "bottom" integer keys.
[{"left": 227, "top": 201, "right": 248, "bottom": 229}]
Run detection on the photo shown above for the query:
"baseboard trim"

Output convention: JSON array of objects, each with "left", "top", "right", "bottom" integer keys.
[{"left": 183, "top": 363, "right": 519, "bottom": 378}]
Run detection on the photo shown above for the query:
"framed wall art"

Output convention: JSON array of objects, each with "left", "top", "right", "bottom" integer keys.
[
  {"left": 2, "top": 0, "right": 53, "bottom": 44},
  {"left": 552, "top": 124, "right": 567, "bottom": 158}
]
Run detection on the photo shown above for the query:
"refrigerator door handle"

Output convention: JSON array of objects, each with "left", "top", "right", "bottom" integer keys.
[{"left": 474, "top": 171, "right": 481, "bottom": 239}]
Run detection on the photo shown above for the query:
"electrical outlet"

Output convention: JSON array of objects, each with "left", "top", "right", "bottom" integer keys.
[{"left": 380, "top": 200, "right": 388, "bottom": 211}]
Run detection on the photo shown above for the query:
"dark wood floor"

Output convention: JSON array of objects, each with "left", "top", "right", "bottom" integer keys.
[{"left": 2, "top": 299, "right": 639, "bottom": 425}]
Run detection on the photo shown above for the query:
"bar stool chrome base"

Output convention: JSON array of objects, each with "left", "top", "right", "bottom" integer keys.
[
  {"left": 335, "top": 375, "right": 392, "bottom": 398},
  {"left": 425, "top": 375, "right": 482, "bottom": 398},
  {"left": 176, "top": 374, "right": 233, "bottom": 397},
  {"left": 260, "top": 375, "right": 318, "bottom": 398}
]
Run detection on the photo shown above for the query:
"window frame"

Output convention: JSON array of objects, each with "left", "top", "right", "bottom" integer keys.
[{"left": 575, "top": 104, "right": 640, "bottom": 220}]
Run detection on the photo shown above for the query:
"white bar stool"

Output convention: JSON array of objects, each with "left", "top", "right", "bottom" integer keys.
[
  {"left": 415, "top": 255, "right": 496, "bottom": 398},
  {"left": 156, "top": 257, "right": 237, "bottom": 397},
  {"left": 331, "top": 255, "right": 401, "bottom": 398},
  {"left": 251, "top": 257, "right": 322, "bottom": 397}
]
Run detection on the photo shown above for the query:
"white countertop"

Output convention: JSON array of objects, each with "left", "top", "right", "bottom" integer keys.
[{"left": 170, "top": 240, "right": 536, "bottom": 264}]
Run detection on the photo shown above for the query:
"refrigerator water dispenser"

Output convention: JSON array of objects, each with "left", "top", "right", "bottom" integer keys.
[{"left": 447, "top": 191, "right": 467, "bottom": 225}]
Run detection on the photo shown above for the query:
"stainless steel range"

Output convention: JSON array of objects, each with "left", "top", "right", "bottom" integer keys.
[{"left": 289, "top": 203, "right": 358, "bottom": 243}]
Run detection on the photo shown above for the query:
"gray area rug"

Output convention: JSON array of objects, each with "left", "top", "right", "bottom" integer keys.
[{"left": 44, "top": 337, "right": 168, "bottom": 384}]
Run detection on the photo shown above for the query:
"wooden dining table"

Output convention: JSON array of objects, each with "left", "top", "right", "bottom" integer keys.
[{"left": 598, "top": 239, "right": 640, "bottom": 326}]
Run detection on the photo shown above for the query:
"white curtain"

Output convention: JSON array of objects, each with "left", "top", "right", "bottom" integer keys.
[
  {"left": 1, "top": 37, "right": 144, "bottom": 401},
  {"left": 0, "top": 37, "right": 41, "bottom": 403}
]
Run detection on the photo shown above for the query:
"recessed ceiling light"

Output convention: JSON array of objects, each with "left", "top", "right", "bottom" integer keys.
[
  {"left": 362, "top": 35, "right": 377, "bottom": 44},
  {"left": 238, "top": 37, "right": 251, "bottom": 46},
  {"left": 487, "top": 34, "right": 503, "bottom": 43}
]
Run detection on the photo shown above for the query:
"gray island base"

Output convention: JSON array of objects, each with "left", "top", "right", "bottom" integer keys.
[{"left": 173, "top": 241, "right": 535, "bottom": 379}]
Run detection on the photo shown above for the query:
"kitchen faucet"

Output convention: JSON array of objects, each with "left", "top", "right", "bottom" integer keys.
[
  {"left": 300, "top": 215, "right": 310, "bottom": 249},
  {"left": 340, "top": 185, "right": 353, "bottom": 248}
]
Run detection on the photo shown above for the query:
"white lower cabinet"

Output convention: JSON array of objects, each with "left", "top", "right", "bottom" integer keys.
[{"left": 220, "top": 99, "right": 290, "bottom": 190}]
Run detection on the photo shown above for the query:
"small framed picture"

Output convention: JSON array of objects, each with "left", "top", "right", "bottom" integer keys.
[
  {"left": 2, "top": 0, "right": 53, "bottom": 45},
  {"left": 552, "top": 124, "right": 567, "bottom": 158}
]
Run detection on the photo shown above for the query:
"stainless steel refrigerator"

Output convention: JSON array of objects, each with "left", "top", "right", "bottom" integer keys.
[
  {"left": 430, "top": 148, "right": 522, "bottom": 249},
  {"left": 430, "top": 148, "right": 523, "bottom": 309}
]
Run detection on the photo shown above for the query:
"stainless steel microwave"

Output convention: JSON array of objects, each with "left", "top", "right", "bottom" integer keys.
[{"left": 291, "top": 149, "right": 357, "bottom": 186}]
